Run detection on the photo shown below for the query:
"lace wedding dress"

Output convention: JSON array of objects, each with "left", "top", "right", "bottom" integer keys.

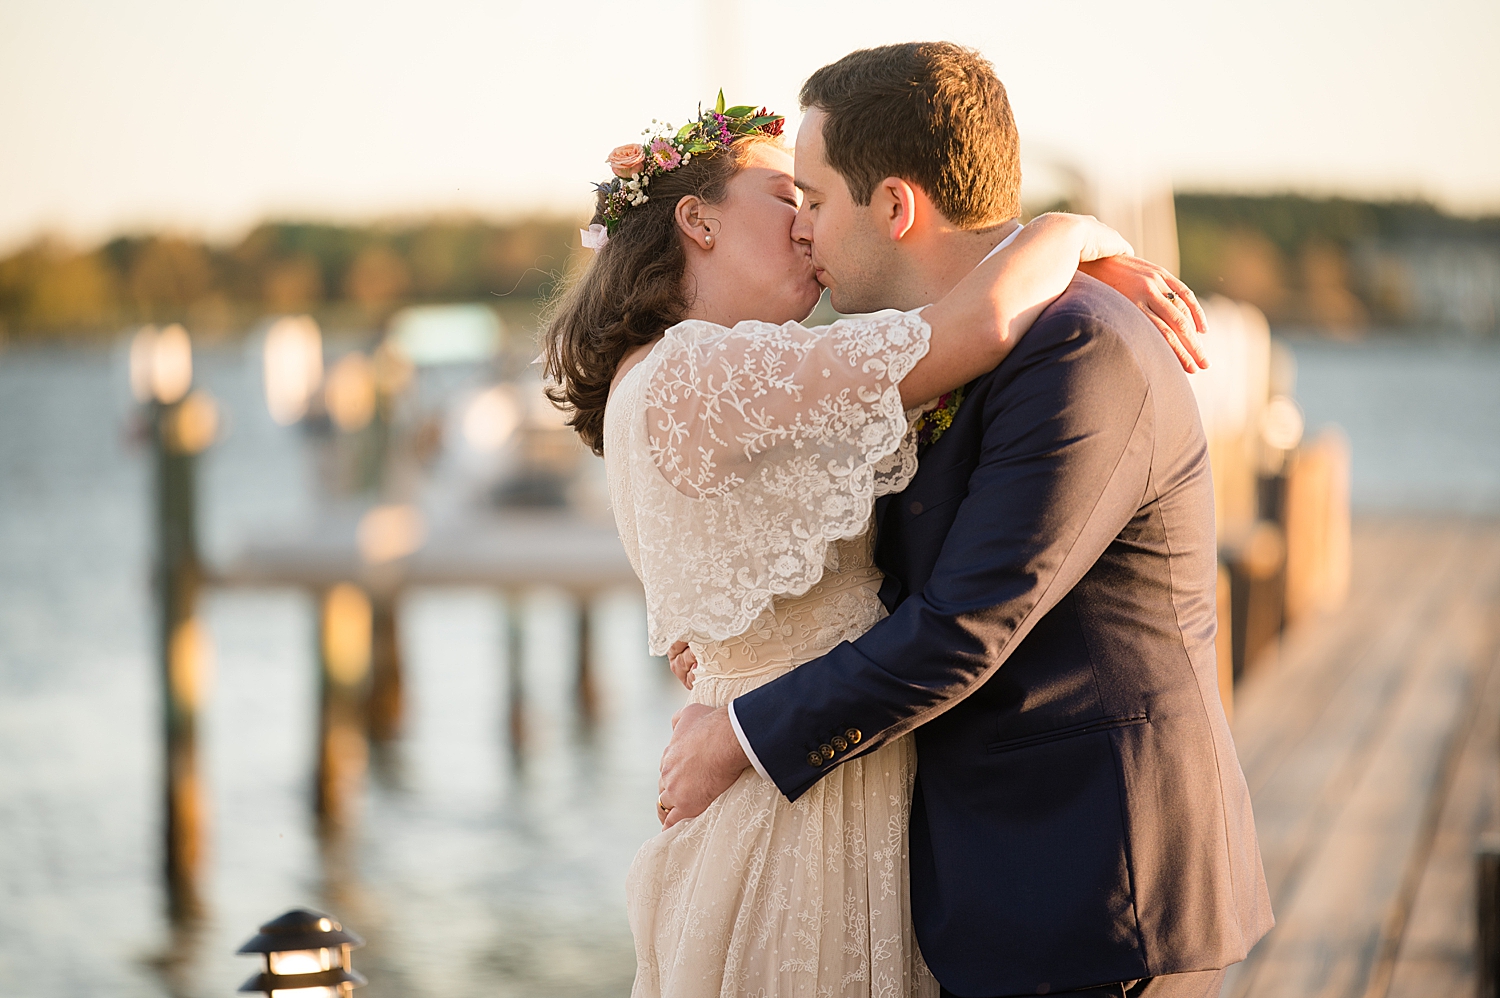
[{"left": 603, "top": 309, "right": 941, "bottom": 998}]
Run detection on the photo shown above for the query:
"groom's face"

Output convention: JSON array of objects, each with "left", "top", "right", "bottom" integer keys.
[{"left": 792, "top": 109, "right": 900, "bottom": 314}]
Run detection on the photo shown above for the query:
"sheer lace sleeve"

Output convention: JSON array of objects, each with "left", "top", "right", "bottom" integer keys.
[{"left": 614, "top": 309, "right": 930, "bottom": 653}]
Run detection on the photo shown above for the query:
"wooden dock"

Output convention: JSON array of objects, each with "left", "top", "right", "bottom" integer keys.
[
  {"left": 209, "top": 508, "right": 640, "bottom": 831},
  {"left": 1227, "top": 516, "right": 1500, "bottom": 998},
  {"left": 219, "top": 508, "right": 638, "bottom": 592}
]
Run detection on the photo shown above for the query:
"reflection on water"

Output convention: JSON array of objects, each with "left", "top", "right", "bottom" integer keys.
[
  {"left": 0, "top": 347, "right": 681, "bottom": 997},
  {"left": 1, "top": 335, "right": 1496, "bottom": 996}
]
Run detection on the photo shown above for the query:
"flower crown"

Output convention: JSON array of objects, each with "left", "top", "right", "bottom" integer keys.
[{"left": 584, "top": 92, "right": 784, "bottom": 247}]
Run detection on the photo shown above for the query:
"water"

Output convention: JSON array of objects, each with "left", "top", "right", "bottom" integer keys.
[
  {"left": 0, "top": 346, "right": 681, "bottom": 997},
  {"left": 1288, "top": 337, "right": 1500, "bottom": 514},
  {"left": 0, "top": 335, "right": 1496, "bottom": 998}
]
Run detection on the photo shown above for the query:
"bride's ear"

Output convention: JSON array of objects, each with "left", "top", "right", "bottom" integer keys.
[
  {"left": 878, "top": 177, "right": 919, "bottom": 243},
  {"left": 674, "top": 195, "right": 716, "bottom": 251}
]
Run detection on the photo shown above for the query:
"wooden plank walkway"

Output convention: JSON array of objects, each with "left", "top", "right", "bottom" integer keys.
[{"left": 1227, "top": 517, "right": 1500, "bottom": 998}]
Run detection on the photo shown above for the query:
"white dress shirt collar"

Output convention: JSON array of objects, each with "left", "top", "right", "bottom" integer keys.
[{"left": 977, "top": 219, "right": 1024, "bottom": 268}]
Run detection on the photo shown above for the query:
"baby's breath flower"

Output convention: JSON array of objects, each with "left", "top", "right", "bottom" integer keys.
[{"left": 595, "top": 99, "right": 783, "bottom": 229}]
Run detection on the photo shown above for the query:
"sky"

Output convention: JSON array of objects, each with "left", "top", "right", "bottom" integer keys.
[{"left": 2, "top": 0, "right": 1497, "bottom": 253}]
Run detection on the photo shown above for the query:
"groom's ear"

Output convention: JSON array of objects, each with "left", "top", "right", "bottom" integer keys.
[{"left": 878, "top": 177, "right": 920, "bottom": 243}]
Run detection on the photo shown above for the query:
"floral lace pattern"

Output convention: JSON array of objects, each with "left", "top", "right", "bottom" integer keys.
[
  {"left": 609, "top": 309, "right": 930, "bottom": 656},
  {"left": 622, "top": 532, "right": 935, "bottom": 998},
  {"left": 601, "top": 311, "right": 940, "bottom": 998}
]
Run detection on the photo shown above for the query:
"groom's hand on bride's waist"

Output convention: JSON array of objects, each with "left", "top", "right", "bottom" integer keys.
[{"left": 658, "top": 704, "right": 749, "bottom": 828}]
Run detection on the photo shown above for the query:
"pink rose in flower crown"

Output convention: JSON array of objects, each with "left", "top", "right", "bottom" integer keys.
[
  {"left": 607, "top": 143, "right": 646, "bottom": 178},
  {"left": 649, "top": 138, "right": 682, "bottom": 171}
]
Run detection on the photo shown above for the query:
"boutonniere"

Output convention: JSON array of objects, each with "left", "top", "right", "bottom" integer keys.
[{"left": 911, "top": 386, "right": 965, "bottom": 450}]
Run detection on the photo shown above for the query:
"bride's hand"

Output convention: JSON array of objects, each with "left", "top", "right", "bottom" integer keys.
[
  {"left": 1079, "top": 255, "right": 1210, "bottom": 373},
  {"left": 668, "top": 641, "right": 697, "bottom": 690}
]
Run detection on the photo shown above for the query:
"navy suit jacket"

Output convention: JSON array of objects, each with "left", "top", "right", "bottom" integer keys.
[{"left": 732, "top": 275, "right": 1272, "bottom": 997}]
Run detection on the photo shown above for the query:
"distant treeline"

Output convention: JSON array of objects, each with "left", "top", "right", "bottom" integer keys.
[
  {"left": 1175, "top": 194, "right": 1500, "bottom": 336},
  {"left": 4, "top": 196, "right": 1499, "bottom": 342},
  {"left": 0, "top": 217, "right": 581, "bottom": 341}
]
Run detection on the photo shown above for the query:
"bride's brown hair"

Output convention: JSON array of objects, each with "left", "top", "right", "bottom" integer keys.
[{"left": 542, "top": 134, "right": 780, "bottom": 455}]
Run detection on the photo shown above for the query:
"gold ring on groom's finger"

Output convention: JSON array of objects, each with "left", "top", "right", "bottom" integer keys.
[{"left": 658, "top": 799, "right": 669, "bottom": 812}]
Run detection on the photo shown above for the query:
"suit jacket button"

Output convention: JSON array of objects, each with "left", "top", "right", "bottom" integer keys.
[
  {"left": 909, "top": 500, "right": 923, "bottom": 515},
  {"left": 831, "top": 735, "right": 848, "bottom": 752},
  {"left": 845, "top": 728, "right": 862, "bottom": 745},
  {"left": 819, "top": 743, "right": 835, "bottom": 759},
  {"left": 807, "top": 752, "right": 824, "bottom": 767}
]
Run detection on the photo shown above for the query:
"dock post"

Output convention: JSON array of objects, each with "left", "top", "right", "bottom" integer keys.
[
  {"left": 367, "top": 589, "right": 403, "bottom": 742},
  {"left": 576, "top": 591, "right": 598, "bottom": 724},
  {"left": 1479, "top": 833, "right": 1500, "bottom": 998},
  {"left": 316, "top": 583, "right": 372, "bottom": 832},
  {"left": 506, "top": 590, "right": 526, "bottom": 757},
  {"left": 154, "top": 394, "right": 210, "bottom": 922},
  {"left": 1283, "top": 429, "right": 1353, "bottom": 625},
  {"left": 135, "top": 322, "right": 219, "bottom": 923},
  {"left": 1227, "top": 521, "right": 1287, "bottom": 680}
]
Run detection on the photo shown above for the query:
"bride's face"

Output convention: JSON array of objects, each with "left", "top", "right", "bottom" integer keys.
[{"left": 683, "top": 144, "right": 822, "bottom": 325}]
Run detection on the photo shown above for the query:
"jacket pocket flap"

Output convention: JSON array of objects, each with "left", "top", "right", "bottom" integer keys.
[{"left": 986, "top": 713, "right": 1149, "bottom": 754}]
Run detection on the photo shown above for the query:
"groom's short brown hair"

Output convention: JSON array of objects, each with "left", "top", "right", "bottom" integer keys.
[{"left": 800, "top": 42, "right": 1020, "bottom": 229}]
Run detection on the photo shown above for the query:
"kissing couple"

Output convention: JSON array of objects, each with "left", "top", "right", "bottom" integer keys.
[{"left": 543, "top": 41, "right": 1273, "bottom": 998}]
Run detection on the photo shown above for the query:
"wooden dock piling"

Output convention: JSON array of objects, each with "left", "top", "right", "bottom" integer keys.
[
  {"left": 316, "top": 583, "right": 372, "bottom": 831},
  {"left": 155, "top": 394, "right": 208, "bottom": 921},
  {"left": 1226, "top": 521, "right": 1287, "bottom": 680},
  {"left": 576, "top": 594, "right": 599, "bottom": 724},
  {"left": 367, "top": 590, "right": 403, "bottom": 742},
  {"left": 1283, "top": 429, "right": 1352, "bottom": 626},
  {"left": 1478, "top": 834, "right": 1500, "bottom": 998},
  {"left": 505, "top": 591, "right": 527, "bottom": 757},
  {"left": 132, "top": 321, "right": 225, "bottom": 921}
]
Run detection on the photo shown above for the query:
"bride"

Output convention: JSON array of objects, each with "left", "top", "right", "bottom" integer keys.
[{"left": 542, "top": 100, "right": 1202, "bottom": 998}]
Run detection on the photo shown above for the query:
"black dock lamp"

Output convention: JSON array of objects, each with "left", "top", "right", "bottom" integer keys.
[{"left": 236, "top": 908, "right": 366, "bottom": 996}]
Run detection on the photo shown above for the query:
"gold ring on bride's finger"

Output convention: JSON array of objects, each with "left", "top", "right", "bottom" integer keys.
[
  {"left": 658, "top": 799, "right": 669, "bottom": 812},
  {"left": 1164, "top": 291, "right": 1178, "bottom": 301}
]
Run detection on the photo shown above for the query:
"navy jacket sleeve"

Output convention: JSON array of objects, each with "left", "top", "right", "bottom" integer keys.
[{"left": 730, "top": 302, "right": 1158, "bottom": 801}]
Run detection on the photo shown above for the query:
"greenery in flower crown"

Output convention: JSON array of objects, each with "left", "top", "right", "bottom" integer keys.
[{"left": 593, "top": 91, "right": 785, "bottom": 234}]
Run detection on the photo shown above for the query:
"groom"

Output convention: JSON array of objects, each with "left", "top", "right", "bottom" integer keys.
[{"left": 659, "top": 42, "right": 1272, "bottom": 998}]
